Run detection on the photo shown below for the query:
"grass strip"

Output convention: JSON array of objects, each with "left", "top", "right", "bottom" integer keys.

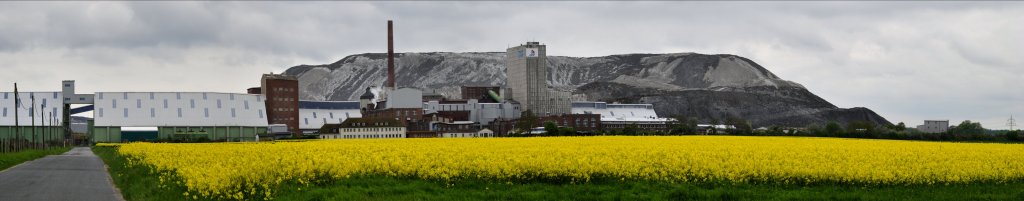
[{"left": 0, "top": 147, "right": 73, "bottom": 171}]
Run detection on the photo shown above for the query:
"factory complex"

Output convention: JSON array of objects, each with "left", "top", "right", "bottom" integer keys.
[{"left": 0, "top": 21, "right": 674, "bottom": 144}]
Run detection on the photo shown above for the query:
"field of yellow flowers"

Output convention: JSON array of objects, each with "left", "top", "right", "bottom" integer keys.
[{"left": 111, "top": 136, "right": 1024, "bottom": 200}]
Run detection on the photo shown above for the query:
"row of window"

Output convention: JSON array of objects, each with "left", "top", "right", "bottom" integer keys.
[
  {"left": 443, "top": 133, "right": 494, "bottom": 138},
  {"left": 323, "top": 133, "right": 403, "bottom": 139},
  {"left": 97, "top": 93, "right": 261, "bottom": 102},
  {"left": 274, "top": 87, "right": 295, "bottom": 92},
  {"left": 96, "top": 108, "right": 264, "bottom": 119},
  {"left": 311, "top": 111, "right": 351, "bottom": 119},
  {"left": 108, "top": 99, "right": 255, "bottom": 110},
  {"left": 273, "top": 97, "right": 295, "bottom": 102},
  {"left": 0, "top": 107, "right": 59, "bottom": 117},
  {"left": 1, "top": 92, "right": 59, "bottom": 99},
  {"left": 340, "top": 127, "right": 403, "bottom": 132},
  {"left": 273, "top": 108, "right": 295, "bottom": 112}
]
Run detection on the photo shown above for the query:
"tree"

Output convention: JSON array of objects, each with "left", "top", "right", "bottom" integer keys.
[
  {"left": 948, "top": 120, "right": 984, "bottom": 135},
  {"left": 543, "top": 121, "right": 558, "bottom": 136},
  {"left": 623, "top": 124, "right": 639, "bottom": 136},
  {"left": 725, "top": 116, "right": 752, "bottom": 135},
  {"left": 1006, "top": 130, "right": 1022, "bottom": 142},
  {"left": 670, "top": 116, "right": 698, "bottom": 135},
  {"left": 558, "top": 127, "right": 576, "bottom": 136},
  {"left": 515, "top": 110, "right": 539, "bottom": 134},
  {"left": 824, "top": 122, "right": 843, "bottom": 136}
]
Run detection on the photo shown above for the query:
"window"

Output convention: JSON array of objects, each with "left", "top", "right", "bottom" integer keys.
[
  {"left": 3, "top": 93, "right": 6, "bottom": 99},
  {"left": 330, "top": 112, "right": 334, "bottom": 118},
  {"left": 176, "top": 93, "right": 181, "bottom": 100},
  {"left": 98, "top": 93, "right": 103, "bottom": 100},
  {"left": 230, "top": 94, "right": 235, "bottom": 100},
  {"left": 163, "top": 99, "right": 168, "bottom": 108},
  {"left": 177, "top": 108, "right": 182, "bottom": 118},
  {"left": 313, "top": 112, "right": 317, "bottom": 118},
  {"left": 203, "top": 93, "right": 207, "bottom": 100},
  {"left": 98, "top": 108, "right": 103, "bottom": 117},
  {"left": 137, "top": 99, "right": 141, "bottom": 108},
  {"left": 150, "top": 108, "right": 155, "bottom": 117},
  {"left": 53, "top": 92, "right": 58, "bottom": 99},
  {"left": 231, "top": 108, "right": 236, "bottom": 118},
  {"left": 258, "top": 110, "right": 264, "bottom": 118},
  {"left": 149, "top": 92, "right": 154, "bottom": 100},
  {"left": 244, "top": 101, "right": 249, "bottom": 110},
  {"left": 123, "top": 92, "right": 127, "bottom": 99},
  {"left": 79, "top": 97, "right": 85, "bottom": 101},
  {"left": 2, "top": 107, "right": 5, "bottom": 117},
  {"left": 112, "top": 99, "right": 117, "bottom": 108},
  {"left": 204, "top": 108, "right": 209, "bottom": 118},
  {"left": 304, "top": 118, "right": 308, "bottom": 125},
  {"left": 123, "top": 108, "right": 128, "bottom": 117},
  {"left": 190, "top": 99, "right": 195, "bottom": 108},
  {"left": 217, "top": 99, "right": 222, "bottom": 108}
]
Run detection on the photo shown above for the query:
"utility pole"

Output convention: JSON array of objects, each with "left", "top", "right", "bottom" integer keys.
[
  {"left": 13, "top": 83, "right": 19, "bottom": 151},
  {"left": 31, "top": 93, "right": 36, "bottom": 149}
]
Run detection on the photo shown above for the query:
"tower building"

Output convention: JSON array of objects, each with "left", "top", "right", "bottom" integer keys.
[{"left": 505, "top": 42, "right": 569, "bottom": 116}]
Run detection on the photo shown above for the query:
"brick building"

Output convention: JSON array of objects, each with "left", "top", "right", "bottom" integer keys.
[
  {"left": 461, "top": 86, "right": 501, "bottom": 103},
  {"left": 260, "top": 73, "right": 300, "bottom": 136}
]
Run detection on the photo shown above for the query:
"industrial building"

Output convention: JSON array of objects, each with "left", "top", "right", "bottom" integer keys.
[
  {"left": 319, "top": 118, "right": 405, "bottom": 139},
  {"left": 259, "top": 73, "right": 300, "bottom": 135},
  {"left": 572, "top": 101, "right": 673, "bottom": 131},
  {"left": 298, "top": 100, "right": 362, "bottom": 134},
  {"left": 0, "top": 91, "right": 67, "bottom": 145},
  {"left": 90, "top": 92, "right": 268, "bottom": 142},
  {"left": 916, "top": 120, "right": 949, "bottom": 133},
  {"left": 506, "top": 42, "right": 570, "bottom": 116},
  {"left": 422, "top": 99, "right": 520, "bottom": 126}
]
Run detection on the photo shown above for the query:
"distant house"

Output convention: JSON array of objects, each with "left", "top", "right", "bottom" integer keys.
[
  {"left": 320, "top": 118, "right": 405, "bottom": 139},
  {"left": 916, "top": 120, "right": 949, "bottom": 133}
]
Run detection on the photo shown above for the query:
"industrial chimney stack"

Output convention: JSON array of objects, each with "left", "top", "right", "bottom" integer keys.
[{"left": 387, "top": 20, "right": 396, "bottom": 89}]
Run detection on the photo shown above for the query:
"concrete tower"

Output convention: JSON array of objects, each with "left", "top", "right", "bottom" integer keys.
[{"left": 505, "top": 42, "right": 569, "bottom": 116}]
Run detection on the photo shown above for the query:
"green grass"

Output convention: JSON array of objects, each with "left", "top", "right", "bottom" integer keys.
[
  {"left": 0, "top": 147, "right": 72, "bottom": 171},
  {"left": 94, "top": 146, "right": 1024, "bottom": 201}
]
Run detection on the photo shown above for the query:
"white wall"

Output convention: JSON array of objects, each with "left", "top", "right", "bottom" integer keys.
[
  {"left": 0, "top": 92, "right": 64, "bottom": 126},
  {"left": 299, "top": 108, "right": 362, "bottom": 130},
  {"left": 93, "top": 92, "right": 267, "bottom": 127},
  {"left": 386, "top": 88, "right": 422, "bottom": 109}
]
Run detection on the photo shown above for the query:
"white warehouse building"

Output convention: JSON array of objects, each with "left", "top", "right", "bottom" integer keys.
[
  {"left": 91, "top": 92, "right": 269, "bottom": 142},
  {"left": 298, "top": 100, "right": 362, "bottom": 134},
  {"left": 571, "top": 101, "right": 673, "bottom": 130},
  {"left": 422, "top": 99, "right": 521, "bottom": 126},
  {"left": 1, "top": 92, "right": 67, "bottom": 144}
]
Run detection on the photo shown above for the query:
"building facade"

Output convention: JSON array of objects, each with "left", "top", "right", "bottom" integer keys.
[
  {"left": 572, "top": 101, "right": 672, "bottom": 132},
  {"left": 261, "top": 73, "right": 300, "bottom": 136},
  {"left": 0, "top": 91, "right": 67, "bottom": 145},
  {"left": 461, "top": 86, "right": 501, "bottom": 102},
  {"left": 298, "top": 101, "right": 362, "bottom": 134},
  {"left": 90, "top": 92, "right": 268, "bottom": 142},
  {"left": 320, "top": 118, "right": 406, "bottom": 139},
  {"left": 506, "top": 42, "right": 570, "bottom": 116},
  {"left": 916, "top": 120, "right": 949, "bottom": 133}
]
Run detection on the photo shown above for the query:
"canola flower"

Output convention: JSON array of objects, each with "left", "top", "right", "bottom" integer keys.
[{"left": 114, "top": 136, "right": 1024, "bottom": 200}]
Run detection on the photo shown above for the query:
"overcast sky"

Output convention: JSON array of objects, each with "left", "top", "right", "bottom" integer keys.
[{"left": 0, "top": 1, "right": 1021, "bottom": 129}]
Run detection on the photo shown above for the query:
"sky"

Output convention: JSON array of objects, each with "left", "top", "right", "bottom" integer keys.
[{"left": 0, "top": 1, "right": 1021, "bottom": 129}]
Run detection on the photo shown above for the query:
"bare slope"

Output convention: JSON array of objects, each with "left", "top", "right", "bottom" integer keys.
[{"left": 284, "top": 52, "right": 890, "bottom": 127}]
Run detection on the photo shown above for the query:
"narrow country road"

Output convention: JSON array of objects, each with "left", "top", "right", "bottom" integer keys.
[{"left": 0, "top": 147, "right": 124, "bottom": 201}]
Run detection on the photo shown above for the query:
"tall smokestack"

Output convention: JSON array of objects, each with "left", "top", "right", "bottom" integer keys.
[{"left": 387, "top": 20, "right": 395, "bottom": 88}]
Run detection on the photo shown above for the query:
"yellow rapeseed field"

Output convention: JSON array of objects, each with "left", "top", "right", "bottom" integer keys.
[{"left": 114, "top": 136, "right": 1024, "bottom": 200}]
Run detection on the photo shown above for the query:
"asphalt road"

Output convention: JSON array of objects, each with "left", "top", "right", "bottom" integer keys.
[{"left": 0, "top": 147, "right": 124, "bottom": 201}]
